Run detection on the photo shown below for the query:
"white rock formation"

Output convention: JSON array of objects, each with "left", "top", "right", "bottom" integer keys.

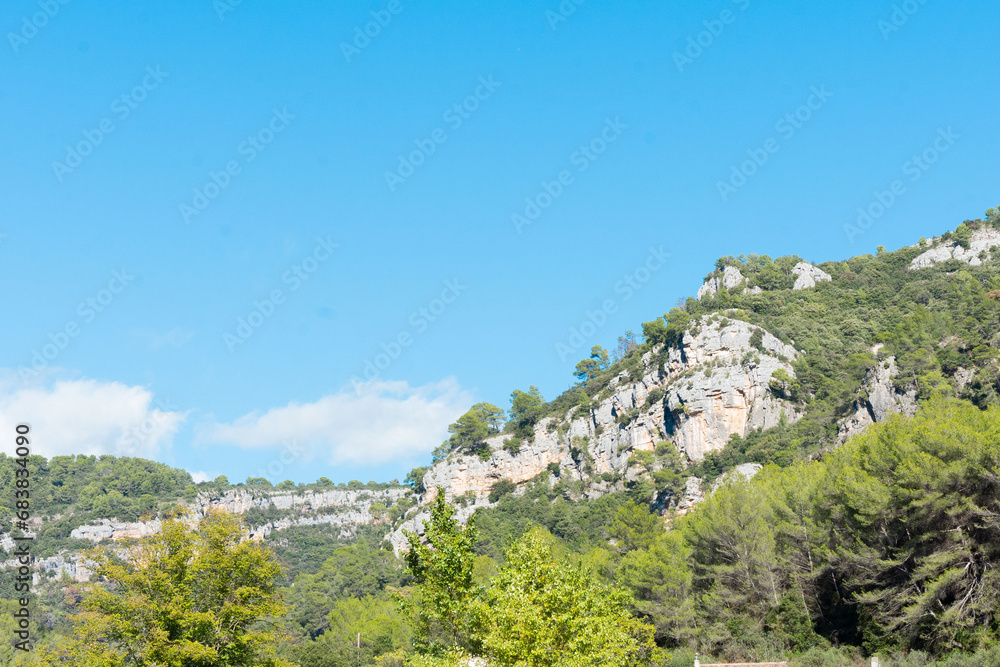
[
  {"left": 836, "top": 357, "right": 918, "bottom": 443},
  {"left": 68, "top": 487, "right": 407, "bottom": 543},
  {"left": 390, "top": 316, "right": 802, "bottom": 550},
  {"left": 665, "top": 318, "right": 800, "bottom": 460},
  {"left": 909, "top": 227, "right": 1000, "bottom": 270},
  {"left": 792, "top": 262, "right": 832, "bottom": 290},
  {"left": 697, "top": 266, "right": 745, "bottom": 299}
]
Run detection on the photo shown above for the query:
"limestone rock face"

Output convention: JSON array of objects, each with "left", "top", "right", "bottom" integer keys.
[
  {"left": 909, "top": 228, "right": 1000, "bottom": 269},
  {"left": 837, "top": 357, "right": 918, "bottom": 443},
  {"left": 664, "top": 318, "right": 800, "bottom": 460},
  {"left": 395, "top": 315, "right": 802, "bottom": 550},
  {"left": 69, "top": 487, "right": 406, "bottom": 543},
  {"left": 697, "top": 266, "right": 745, "bottom": 299},
  {"left": 792, "top": 262, "right": 832, "bottom": 290}
]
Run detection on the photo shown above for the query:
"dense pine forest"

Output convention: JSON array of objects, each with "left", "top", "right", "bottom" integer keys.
[{"left": 6, "top": 210, "right": 1000, "bottom": 666}]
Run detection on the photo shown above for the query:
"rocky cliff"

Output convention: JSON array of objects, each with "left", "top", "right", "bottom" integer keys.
[
  {"left": 4, "top": 486, "right": 406, "bottom": 583},
  {"left": 910, "top": 227, "right": 1000, "bottom": 269},
  {"left": 389, "top": 315, "right": 804, "bottom": 550}
]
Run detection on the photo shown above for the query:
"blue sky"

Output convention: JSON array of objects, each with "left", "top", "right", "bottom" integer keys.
[{"left": 1, "top": 0, "right": 997, "bottom": 485}]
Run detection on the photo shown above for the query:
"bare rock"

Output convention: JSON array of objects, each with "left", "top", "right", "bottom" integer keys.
[
  {"left": 792, "top": 262, "right": 832, "bottom": 290},
  {"left": 837, "top": 357, "right": 917, "bottom": 443},
  {"left": 697, "top": 266, "right": 745, "bottom": 299},
  {"left": 910, "top": 228, "right": 1000, "bottom": 270}
]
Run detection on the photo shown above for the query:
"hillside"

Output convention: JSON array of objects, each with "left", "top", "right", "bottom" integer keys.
[
  {"left": 390, "top": 211, "right": 1000, "bottom": 545},
  {"left": 5, "top": 208, "right": 1000, "bottom": 666},
  {"left": 5, "top": 210, "right": 1000, "bottom": 571}
]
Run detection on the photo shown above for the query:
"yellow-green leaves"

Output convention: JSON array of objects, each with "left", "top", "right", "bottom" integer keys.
[{"left": 38, "top": 512, "right": 294, "bottom": 667}]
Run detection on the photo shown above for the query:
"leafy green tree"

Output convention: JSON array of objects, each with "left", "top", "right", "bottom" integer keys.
[
  {"left": 402, "top": 488, "right": 481, "bottom": 657},
  {"left": 953, "top": 222, "right": 973, "bottom": 248},
  {"left": 443, "top": 403, "right": 505, "bottom": 459},
  {"left": 574, "top": 345, "right": 610, "bottom": 383},
  {"left": 682, "top": 472, "right": 784, "bottom": 653},
  {"left": 609, "top": 501, "right": 663, "bottom": 554},
  {"left": 509, "top": 387, "right": 545, "bottom": 440},
  {"left": 819, "top": 398, "right": 1000, "bottom": 654},
  {"left": 406, "top": 467, "right": 428, "bottom": 494},
  {"left": 476, "top": 527, "right": 655, "bottom": 667},
  {"left": 488, "top": 479, "right": 516, "bottom": 503},
  {"left": 325, "top": 594, "right": 411, "bottom": 657},
  {"left": 40, "top": 513, "right": 293, "bottom": 666},
  {"left": 283, "top": 537, "right": 403, "bottom": 638},
  {"left": 616, "top": 531, "right": 695, "bottom": 646}
]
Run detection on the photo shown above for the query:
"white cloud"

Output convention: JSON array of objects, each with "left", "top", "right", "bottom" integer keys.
[
  {"left": 0, "top": 375, "right": 187, "bottom": 459},
  {"left": 189, "top": 470, "right": 213, "bottom": 483},
  {"left": 197, "top": 378, "right": 473, "bottom": 465}
]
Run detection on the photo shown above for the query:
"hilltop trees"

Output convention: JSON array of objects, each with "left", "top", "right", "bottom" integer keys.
[
  {"left": 430, "top": 403, "right": 505, "bottom": 462},
  {"left": 574, "top": 345, "right": 610, "bottom": 383},
  {"left": 509, "top": 386, "right": 545, "bottom": 440},
  {"left": 642, "top": 308, "right": 691, "bottom": 349}
]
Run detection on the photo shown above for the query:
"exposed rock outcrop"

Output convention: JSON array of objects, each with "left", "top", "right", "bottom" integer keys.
[
  {"left": 391, "top": 316, "right": 803, "bottom": 551},
  {"left": 697, "top": 266, "right": 745, "bottom": 299},
  {"left": 0, "top": 487, "right": 409, "bottom": 583},
  {"left": 69, "top": 487, "right": 407, "bottom": 543},
  {"left": 711, "top": 462, "right": 764, "bottom": 493},
  {"left": 909, "top": 228, "right": 1000, "bottom": 270},
  {"left": 792, "top": 262, "right": 832, "bottom": 290},
  {"left": 837, "top": 357, "right": 918, "bottom": 443},
  {"left": 665, "top": 319, "right": 800, "bottom": 460}
]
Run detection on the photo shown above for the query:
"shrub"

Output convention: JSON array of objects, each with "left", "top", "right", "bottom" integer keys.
[{"left": 488, "top": 479, "right": 517, "bottom": 503}]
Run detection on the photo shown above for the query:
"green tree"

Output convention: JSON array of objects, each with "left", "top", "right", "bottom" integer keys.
[
  {"left": 477, "top": 527, "right": 655, "bottom": 667},
  {"left": 644, "top": 309, "right": 692, "bottom": 348},
  {"left": 609, "top": 501, "right": 663, "bottom": 554},
  {"left": 40, "top": 513, "right": 293, "bottom": 666},
  {"left": 574, "top": 345, "right": 610, "bottom": 383},
  {"left": 325, "top": 594, "right": 411, "bottom": 657},
  {"left": 402, "top": 489, "right": 481, "bottom": 657},
  {"left": 509, "top": 387, "right": 545, "bottom": 440},
  {"left": 444, "top": 403, "right": 505, "bottom": 459},
  {"left": 616, "top": 531, "right": 695, "bottom": 646}
]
